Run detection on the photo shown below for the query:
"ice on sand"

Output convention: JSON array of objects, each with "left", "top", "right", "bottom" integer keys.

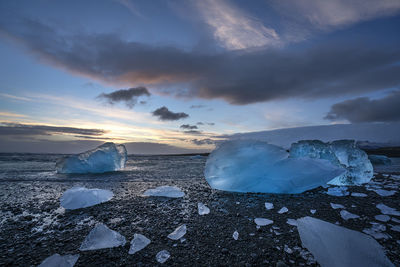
[
  {"left": 297, "top": 216, "right": 394, "bottom": 267},
  {"left": 205, "top": 140, "right": 344, "bottom": 194},
  {"left": 167, "top": 224, "right": 187, "bottom": 240},
  {"left": 287, "top": 219, "right": 298, "bottom": 226},
  {"left": 129, "top": 234, "right": 151, "bottom": 255},
  {"left": 327, "top": 187, "right": 349, "bottom": 196},
  {"left": 290, "top": 140, "right": 373, "bottom": 185},
  {"left": 38, "top": 254, "right": 79, "bottom": 267},
  {"left": 265, "top": 202, "right": 274, "bottom": 210},
  {"left": 351, "top": 192, "right": 367, "bottom": 197},
  {"left": 375, "top": 215, "right": 391, "bottom": 222},
  {"left": 363, "top": 223, "right": 390, "bottom": 240},
  {"left": 255, "top": 218, "right": 273, "bottom": 226},
  {"left": 278, "top": 207, "right": 288, "bottom": 214},
  {"left": 310, "top": 209, "right": 316, "bottom": 214},
  {"left": 143, "top": 186, "right": 184, "bottom": 198},
  {"left": 198, "top": 203, "right": 210, "bottom": 215},
  {"left": 330, "top": 203, "right": 345, "bottom": 209},
  {"left": 340, "top": 210, "right": 360, "bottom": 220},
  {"left": 376, "top": 204, "right": 400, "bottom": 216},
  {"left": 60, "top": 187, "right": 113, "bottom": 210},
  {"left": 156, "top": 250, "right": 170, "bottom": 263},
  {"left": 80, "top": 224, "right": 126, "bottom": 251},
  {"left": 56, "top": 142, "right": 127, "bottom": 174},
  {"left": 373, "top": 189, "right": 396, "bottom": 197},
  {"left": 233, "top": 231, "right": 239, "bottom": 240}
]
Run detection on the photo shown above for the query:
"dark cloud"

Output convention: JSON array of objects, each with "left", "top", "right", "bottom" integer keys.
[
  {"left": 191, "top": 138, "right": 216, "bottom": 145},
  {"left": 325, "top": 91, "right": 400, "bottom": 123},
  {"left": 97, "top": 87, "right": 150, "bottom": 108},
  {"left": 0, "top": 123, "right": 107, "bottom": 136},
  {"left": 197, "top": 122, "right": 215, "bottom": 126},
  {"left": 152, "top": 106, "right": 189, "bottom": 121},
  {"left": 190, "top": 105, "right": 206, "bottom": 109},
  {"left": 124, "top": 142, "right": 209, "bottom": 155},
  {"left": 180, "top": 124, "right": 198, "bottom": 130},
  {"left": 1, "top": 18, "right": 400, "bottom": 105},
  {"left": 183, "top": 130, "right": 202, "bottom": 135}
]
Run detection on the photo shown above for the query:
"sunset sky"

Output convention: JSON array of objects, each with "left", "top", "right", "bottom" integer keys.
[{"left": 0, "top": 0, "right": 399, "bottom": 154}]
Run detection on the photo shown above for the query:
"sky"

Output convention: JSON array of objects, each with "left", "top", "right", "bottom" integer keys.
[{"left": 0, "top": 0, "right": 399, "bottom": 154}]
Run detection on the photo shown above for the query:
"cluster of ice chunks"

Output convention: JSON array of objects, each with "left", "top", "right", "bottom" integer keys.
[
  {"left": 290, "top": 140, "right": 373, "bottom": 185},
  {"left": 204, "top": 140, "right": 344, "bottom": 194},
  {"left": 368, "top": 155, "right": 392, "bottom": 165},
  {"left": 56, "top": 142, "right": 127, "bottom": 174},
  {"left": 60, "top": 187, "right": 113, "bottom": 210},
  {"left": 297, "top": 216, "right": 394, "bottom": 267}
]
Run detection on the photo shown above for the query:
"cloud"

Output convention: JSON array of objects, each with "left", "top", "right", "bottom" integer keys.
[
  {"left": 180, "top": 124, "right": 198, "bottom": 130},
  {"left": 190, "top": 105, "right": 206, "bottom": 109},
  {"left": 325, "top": 91, "right": 400, "bottom": 123},
  {"left": 183, "top": 130, "right": 202, "bottom": 135},
  {"left": 195, "top": 0, "right": 280, "bottom": 50},
  {"left": 152, "top": 106, "right": 189, "bottom": 121},
  {"left": 0, "top": 122, "right": 107, "bottom": 137},
  {"left": 197, "top": 122, "right": 215, "bottom": 126},
  {"left": 124, "top": 142, "right": 209, "bottom": 155},
  {"left": 191, "top": 138, "right": 216, "bottom": 146},
  {"left": 1, "top": 18, "right": 400, "bottom": 106},
  {"left": 97, "top": 87, "right": 150, "bottom": 108}
]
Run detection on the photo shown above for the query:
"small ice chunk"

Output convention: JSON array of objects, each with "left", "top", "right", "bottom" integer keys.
[
  {"left": 79, "top": 224, "right": 126, "bottom": 251},
  {"left": 373, "top": 189, "right": 396, "bottom": 197},
  {"left": 129, "top": 234, "right": 151, "bottom": 255},
  {"left": 391, "top": 225, "right": 400, "bottom": 232},
  {"left": 156, "top": 250, "right": 170, "bottom": 264},
  {"left": 60, "top": 187, "right": 113, "bottom": 210},
  {"left": 167, "top": 224, "right": 187, "bottom": 240},
  {"left": 38, "top": 254, "right": 79, "bottom": 267},
  {"left": 340, "top": 210, "right": 360, "bottom": 220},
  {"left": 327, "top": 187, "right": 349, "bottom": 196},
  {"left": 198, "top": 203, "right": 210, "bottom": 215},
  {"left": 330, "top": 203, "right": 345, "bottom": 209},
  {"left": 233, "top": 231, "right": 239, "bottom": 240},
  {"left": 265, "top": 202, "right": 274, "bottom": 210},
  {"left": 351, "top": 192, "right": 367, "bottom": 197},
  {"left": 143, "top": 186, "right": 184, "bottom": 198},
  {"left": 56, "top": 142, "right": 127, "bottom": 174},
  {"left": 375, "top": 215, "right": 391, "bottom": 222},
  {"left": 284, "top": 245, "right": 293, "bottom": 254},
  {"left": 310, "top": 209, "right": 316, "bottom": 214},
  {"left": 278, "top": 207, "right": 288, "bottom": 214},
  {"left": 377, "top": 204, "right": 400, "bottom": 216},
  {"left": 297, "top": 216, "right": 394, "bottom": 267},
  {"left": 254, "top": 218, "right": 273, "bottom": 226},
  {"left": 392, "top": 218, "right": 400, "bottom": 223},
  {"left": 287, "top": 219, "right": 298, "bottom": 226},
  {"left": 363, "top": 223, "right": 390, "bottom": 240}
]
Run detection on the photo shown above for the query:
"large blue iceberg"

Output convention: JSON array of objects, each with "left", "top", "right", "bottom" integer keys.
[
  {"left": 56, "top": 142, "right": 127, "bottom": 174},
  {"left": 204, "top": 140, "right": 344, "bottom": 194},
  {"left": 290, "top": 140, "right": 373, "bottom": 185}
]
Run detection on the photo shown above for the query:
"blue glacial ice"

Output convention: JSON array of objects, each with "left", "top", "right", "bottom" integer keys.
[
  {"left": 297, "top": 216, "right": 394, "bottom": 267},
  {"left": 56, "top": 142, "right": 127, "bottom": 174},
  {"left": 38, "top": 254, "right": 79, "bottom": 267},
  {"left": 60, "top": 187, "right": 113, "bottom": 210},
  {"left": 143, "top": 186, "right": 184, "bottom": 198},
  {"left": 290, "top": 140, "right": 373, "bottom": 185},
  {"left": 129, "top": 234, "right": 151, "bottom": 255},
  {"left": 204, "top": 140, "right": 344, "bottom": 194},
  {"left": 79, "top": 224, "right": 126, "bottom": 251}
]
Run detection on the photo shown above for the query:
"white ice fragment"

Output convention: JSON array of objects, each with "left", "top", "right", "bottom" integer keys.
[
  {"left": 167, "top": 224, "right": 187, "bottom": 240},
  {"left": 278, "top": 207, "right": 288, "bottom": 214},
  {"left": 310, "top": 209, "right": 316, "bottom": 214},
  {"left": 375, "top": 215, "right": 391, "bottom": 222},
  {"left": 340, "top": 210, "right": 360, "bottom": 220},
  {"left": 297, "top": 216, "right": 394, "bottom": 267},
  {"left": 284, "top": 245, "right": 293, "bottom": 254},
  {"left": 327, "top": 187, "right": 349, "bottom": 196},
  {"left": 363, "top": 223, "right": 390, "bottom": 240},
  {"left": 254, "top": 218, "right": 273, "bottom": 226},
  {"left": 265, "top": 202, "right": 274, "bottom": 210},
  {"left": 330, "top": 203, "right": 345, "bottom": 210},
  {"left": 143, "top": 186, "right": 184, "bottom": 198},
  {"left": 56, "top": 142, "right": 127, "bottom": 174},
  {"left": 287, "top": 219, "right": 298, "bottom": 226},
  {"left": 377, "top": 204, "right": 400, "bottom": 216},
  {"left": 129, "top": 234, "right": 151, "bottom": 255},
  {"left": 204, "top": 140, "right": 344, "bottom": 194},
  {"left": 197, "top": 203, "right": 210, "bottom": 215},
  {"left": 60, "top": 187, "right": 113, "bottom": 210},
  {"left": 156, "top": 250, "right": 170, "bottom": 264},
  {"left": 373, "top": 189, "right": 396, "bottom": 197},
  {"left": 38, "top": 254, "right": 79, "bottom": 267},
  {"left": 233, "top": 231, "right": 239, "bottom": 240},
  {"left": 392, "top": 218, "right": 400, "bottom": 223},
  {"left": 351, "top": 192, "right": 367, "bottom": 197},
  {"left": 79, "top": 224, "right": 126, "bottom": 251}
]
